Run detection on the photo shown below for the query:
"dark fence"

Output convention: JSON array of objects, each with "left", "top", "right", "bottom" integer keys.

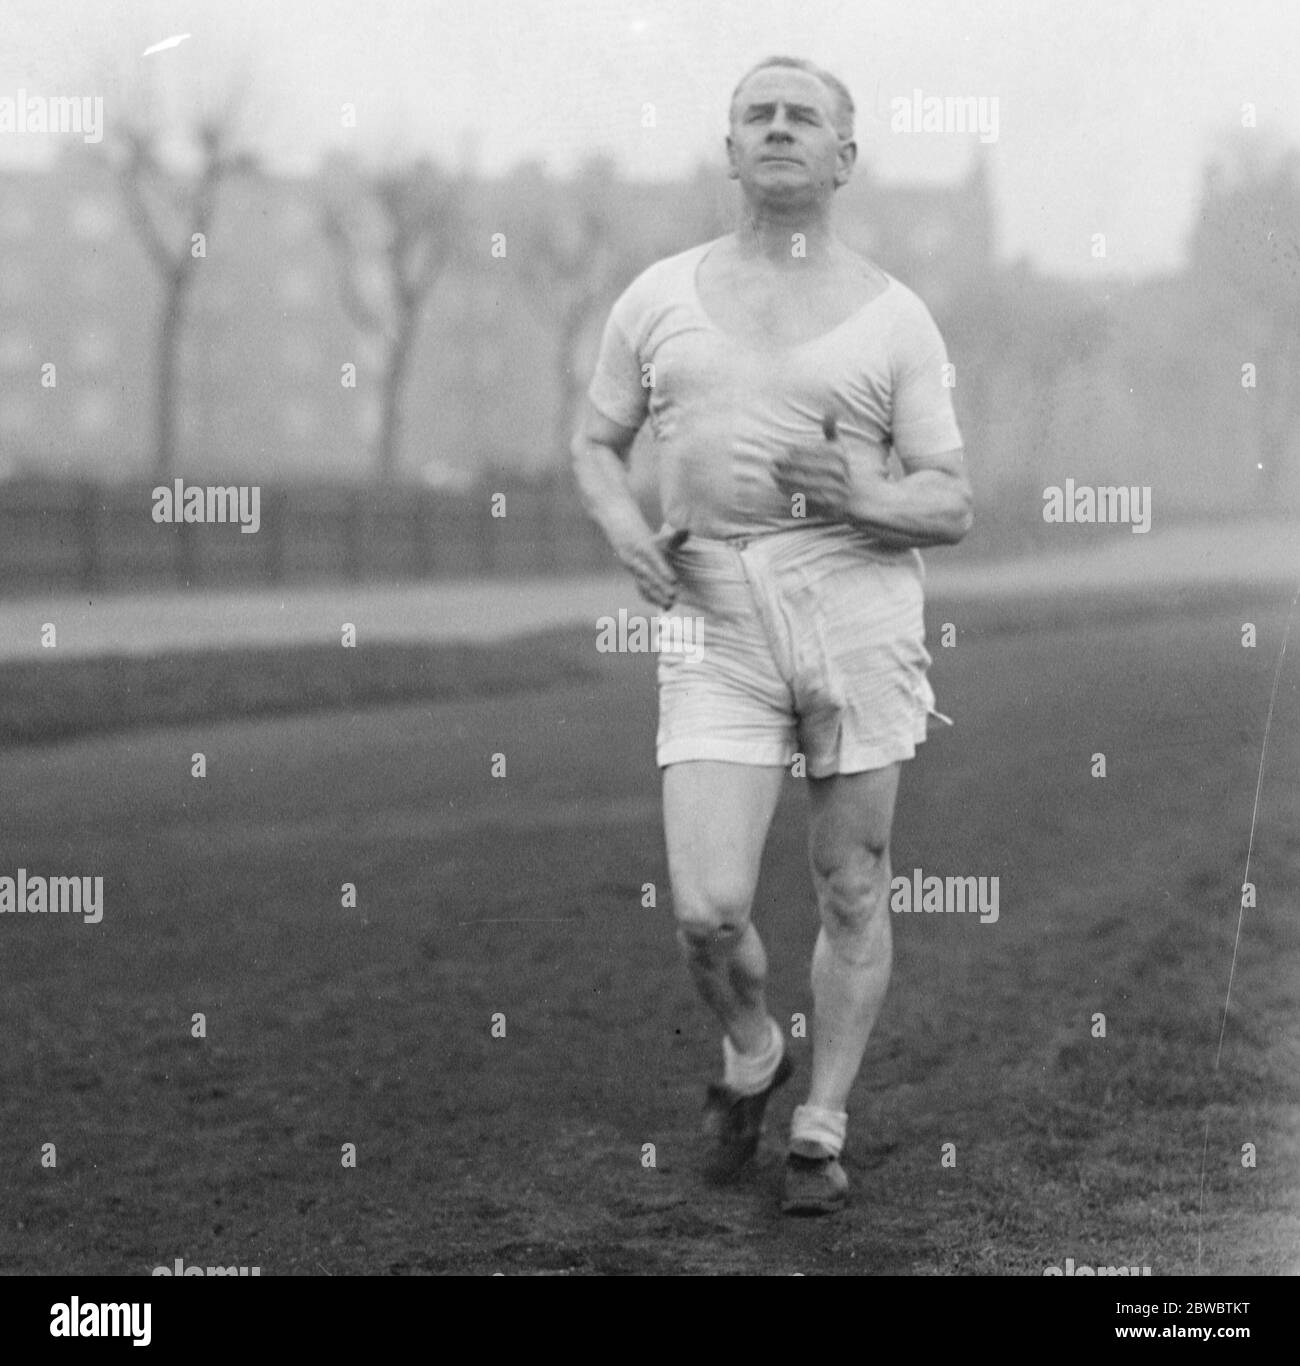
[
  {"left": 0, "top": 477, "right": 617, "bottom": 595},
  {"left": 0, "top": 472, "right": 1182, "bottom": 596}
]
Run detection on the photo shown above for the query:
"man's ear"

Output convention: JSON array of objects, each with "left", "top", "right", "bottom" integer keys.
[
  {"left": 834, "top": 137, "right": 857, "bottom": 187},
  {"left": 724, "top": 132, "right": 740, "bottom": 179},
  {"left": 834, "top": 139, "right": 858, "bottom": 185}
]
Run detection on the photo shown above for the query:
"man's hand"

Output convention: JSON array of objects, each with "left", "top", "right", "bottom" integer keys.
[
  {"left": 611, "top": 522, "right": 689, "bottom": 610},
  {"left": 773, "top": 411, "right": 862, "bottom": 519}
]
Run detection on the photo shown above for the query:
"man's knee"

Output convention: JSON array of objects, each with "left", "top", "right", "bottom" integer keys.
[
  {"left": 672, "top": 880, "right": 753, "bottom": 954},
  {"left": 810, "top": 842, "right": 891, "bottom": 937}
]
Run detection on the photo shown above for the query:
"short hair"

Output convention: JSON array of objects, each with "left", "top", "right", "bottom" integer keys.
[{"left": 729, "top": 56, "right": 855, "bottom": 140}]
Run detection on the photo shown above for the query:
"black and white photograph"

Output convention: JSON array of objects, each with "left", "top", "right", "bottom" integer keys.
[{"left": 1, "top": 0, "right": 1296, "bottom": 1318}]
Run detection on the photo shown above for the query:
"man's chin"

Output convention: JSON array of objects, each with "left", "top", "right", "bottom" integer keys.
[{"left": 744, "top": 179, "right": 821, "bottom": 207}]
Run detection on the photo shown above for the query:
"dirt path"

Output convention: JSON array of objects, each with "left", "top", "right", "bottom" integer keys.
[{"left": 0, "top": 518, "right": 1293, "bottom": 661}]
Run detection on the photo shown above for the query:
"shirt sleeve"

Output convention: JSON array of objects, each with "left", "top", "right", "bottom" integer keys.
[
  {"left": 888, "top": 296, "right": 963, "bottom": 459},
  {"left": 586, "top": 286, "right": 650, "bottom": 432}
]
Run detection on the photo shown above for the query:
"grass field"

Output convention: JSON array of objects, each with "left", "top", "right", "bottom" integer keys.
[
  {"left": 0, "top": 637, "right": 595, "bottom": 747},
  {"left": 1, "top": 581, "right": 1297, "bottom": 1275}
]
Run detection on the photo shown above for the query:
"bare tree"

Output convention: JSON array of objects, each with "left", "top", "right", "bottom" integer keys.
[
  {"left": 112, "top": 94, "right": 256, "bottom": 479},
  {"left": 321, "top": 156, "right": 459, "bottom": 484},
  {"left": 514, "top": 156, "right": 632, "bottom": 463}
]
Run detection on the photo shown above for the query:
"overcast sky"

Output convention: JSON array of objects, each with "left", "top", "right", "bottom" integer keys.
[{"left": 4, "top": 0, "right": 1299, "bottom": 277}]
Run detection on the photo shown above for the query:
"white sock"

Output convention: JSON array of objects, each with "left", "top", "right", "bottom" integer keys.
[
  {"left": 722, "top": 1017, "right": 783, "bottom": 1096},
  {"left": 790, "top": 1104, "right": 848, "bottom": 1159}
]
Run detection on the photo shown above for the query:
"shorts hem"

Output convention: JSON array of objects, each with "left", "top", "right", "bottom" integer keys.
[
  {"left": 808, "top": 721, "right": 928, "bottom": 775},
  {"left": 658, "top": 721, "right": 931, "bottom": 774},
  {"left": 657, "top": 739, "right": 792, "bottom": 769},
  {"left": 808, "top": 732, "right": 926, "bottom": 778}
]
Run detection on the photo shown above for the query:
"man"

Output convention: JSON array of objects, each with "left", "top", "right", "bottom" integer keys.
[{"left": 571, "top": 56, "right": 973, "bottom": 1214}]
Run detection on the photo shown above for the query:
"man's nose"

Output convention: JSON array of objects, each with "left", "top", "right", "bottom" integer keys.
[{"left": 765, "top": 106, "right": 798, "bottom": 136}]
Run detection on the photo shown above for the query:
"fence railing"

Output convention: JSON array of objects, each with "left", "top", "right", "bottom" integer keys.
[
  {"left": 0, "top": 477, "right": 617, "bottom": 595},
  {"left": 0, "top": 471, "right": 1179, "bottom": 597}
]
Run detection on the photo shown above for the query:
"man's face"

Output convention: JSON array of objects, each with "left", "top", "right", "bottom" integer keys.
[{"left": 726, "top": 67, "right": 855, "bottom": 202}]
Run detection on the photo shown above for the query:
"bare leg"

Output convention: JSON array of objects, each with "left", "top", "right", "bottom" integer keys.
[
  {"left": 663, "top": 760, "right": 786, "bottom": 1055},
  {"left": 804, "top": 764, "right": 900, "bottom": 1112}
]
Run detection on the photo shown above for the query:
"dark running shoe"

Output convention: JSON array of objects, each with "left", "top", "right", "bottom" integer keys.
[
  {"left": 700, "top": 1052, "right": 794, "bottom": 1182},
  {"left": 780, "top": 1145, "right": 849, "bottom": 1215}
]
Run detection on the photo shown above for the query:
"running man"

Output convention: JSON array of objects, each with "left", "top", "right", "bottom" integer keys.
[{"left": 572, "top": 56, "right": 973, "bottom": 1214}]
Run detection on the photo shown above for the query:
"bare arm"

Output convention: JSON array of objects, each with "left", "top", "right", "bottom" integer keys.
[
  {"left": 844, "top": 446, "right": 974, "bottom": 549},
  {"left": 571, "top": 398, "right": 682, "bottom": 608},
  {"left": 773, "top": 434, "right": 973, "bottom": 550}
]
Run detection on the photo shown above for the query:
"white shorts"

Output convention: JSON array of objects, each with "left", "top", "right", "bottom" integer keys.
[{"left": 656, "top": 524, "right": 938, "bottom": 776}]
